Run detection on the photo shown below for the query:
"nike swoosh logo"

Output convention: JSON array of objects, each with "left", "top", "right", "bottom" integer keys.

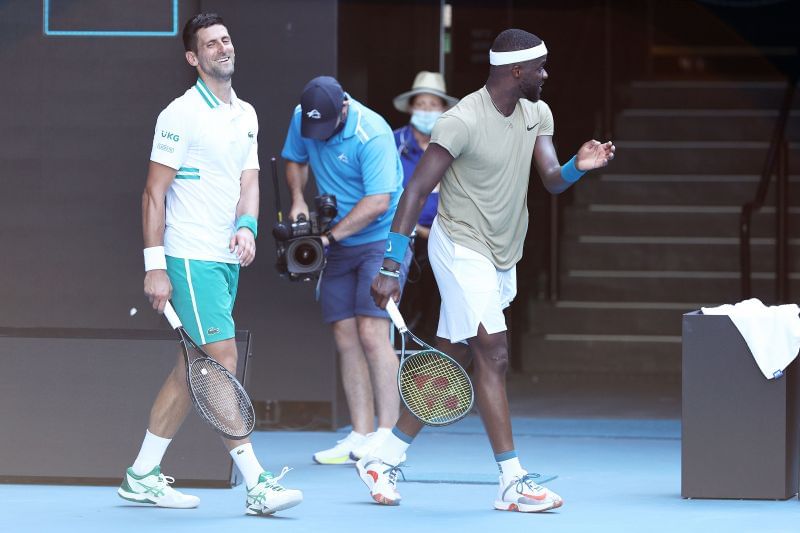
[
  {"left": 387, "top": 242, "right": 393, "bottom": 252},
  {"left": 526, "top": 123, "right": 539, "bottom": 131}
]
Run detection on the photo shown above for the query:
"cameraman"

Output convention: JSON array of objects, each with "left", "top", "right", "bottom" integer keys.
[{"left": 281, "top": 76, "right": 411, "bottom": 464}]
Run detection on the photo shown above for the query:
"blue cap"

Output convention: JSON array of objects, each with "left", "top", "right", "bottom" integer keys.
[{"left": 300, "top": 76, "right": 344, "bottom": 140}]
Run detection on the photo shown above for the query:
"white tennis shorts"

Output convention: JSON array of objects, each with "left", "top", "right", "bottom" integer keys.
[{"left": 428, "top": 217, "right": 517, "bottom": 343}]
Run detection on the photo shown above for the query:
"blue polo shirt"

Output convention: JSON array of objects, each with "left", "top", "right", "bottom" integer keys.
[
  {"left": 394, "top": 124, "right": 439, "bottom": 228},
  {"left": 281, "top": 96, "right": 403, "bottom": 246}
]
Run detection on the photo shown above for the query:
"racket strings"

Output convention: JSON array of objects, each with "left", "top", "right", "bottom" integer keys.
[
  {"left": 399, "top": 350, "right": 472, "bottom": 424},
  {"left": 189, "top": 358, "right": 254, "bottom": 438}
]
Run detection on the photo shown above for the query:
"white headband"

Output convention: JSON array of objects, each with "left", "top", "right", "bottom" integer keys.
[{"left": 489, "top": 42, "right": 548, "bottom": 66}]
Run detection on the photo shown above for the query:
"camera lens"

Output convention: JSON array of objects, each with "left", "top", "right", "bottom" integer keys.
[
  {"left": 293, "top": 241, "right": 318, "bottom": 266},
  {"left": 286, "top": 237, "right": 325, "bottom": 274}
]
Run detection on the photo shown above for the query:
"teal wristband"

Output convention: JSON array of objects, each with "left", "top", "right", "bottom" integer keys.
[
  {"left": 384, "top": 232, "right": 410, "bottom": 263},
  {"left": 562, "top": 155, "right": 586, "bottom": 184},
  {"left": 236, "top": 214, "right": 258, "bottom": 238}
]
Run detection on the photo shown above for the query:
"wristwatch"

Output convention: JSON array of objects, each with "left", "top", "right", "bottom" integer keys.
[{"left": 324, "top": 230, "right": 336, "bottom": 245}]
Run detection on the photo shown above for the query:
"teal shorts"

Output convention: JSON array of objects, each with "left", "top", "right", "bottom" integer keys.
[{"left": 166, "top": 256, "right": 239, "bottom": 345}]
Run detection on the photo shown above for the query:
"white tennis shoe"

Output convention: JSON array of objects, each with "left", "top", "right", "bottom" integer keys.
[
  {"left": 246, "top": 467, "right": 303, "bottom": 516},
  {"left": 356, "top": 455, "right": 403, "bottom": 505},
  {"left": 349, "top": 429, "right": 407, "bottom": 463},
  {"left": 117, "top": 466, "right": 200, "bottom": 509},
  {"left": 494, "top": 472, "right": 563, "bottom": 512},
  {"left": 313, "top": 431, "right": 366, "bottom": 464}
]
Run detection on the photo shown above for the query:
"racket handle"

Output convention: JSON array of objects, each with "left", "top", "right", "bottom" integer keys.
[
  {"left": 385, "top": 298, "right": 408, "bottom": 333},
  {"left": 163, "top": 301, "right": 183, "bottom": 330}
]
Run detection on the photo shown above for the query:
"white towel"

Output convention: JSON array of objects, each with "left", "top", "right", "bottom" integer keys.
[{"left": 701, "top": 298, "right": 800, "bottom": 379}]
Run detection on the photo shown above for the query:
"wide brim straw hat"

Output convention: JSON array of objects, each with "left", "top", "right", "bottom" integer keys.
[{"left": 393, "top": 71, "right": 458, "bottom": 113}]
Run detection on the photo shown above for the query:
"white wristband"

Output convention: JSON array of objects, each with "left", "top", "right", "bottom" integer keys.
[{"left": 144, "top": 246, "right": 167, "bottom": 272}]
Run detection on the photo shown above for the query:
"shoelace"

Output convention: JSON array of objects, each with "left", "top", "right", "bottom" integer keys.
[
  {"left": 158, "top": 474, "right": 176, "bottom": 486},
  {"left": 514, "top": 473, "right": 544, "bottom": 495},
  {"left": 382, "top": 463, "right": 405, "bottom": 487},
  {"left": 262, "top": 466, "right": 292, "bottom": 491}
]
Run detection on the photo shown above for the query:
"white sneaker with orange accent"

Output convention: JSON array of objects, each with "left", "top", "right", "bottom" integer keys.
[
  {"left": 493, "top": 472, "right": 563, "bottom": 513},
  {"left": 355, "top": 455, "right": 403, "bottom": 506}
]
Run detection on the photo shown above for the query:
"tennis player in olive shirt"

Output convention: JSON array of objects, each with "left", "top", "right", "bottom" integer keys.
[{"left": 365, "top": 28, "right": 615, "bottom": 512}]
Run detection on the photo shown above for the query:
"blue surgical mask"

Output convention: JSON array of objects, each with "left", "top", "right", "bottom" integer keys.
[{"left": 410, "top": 110, "right": 443, "bottom": 135}]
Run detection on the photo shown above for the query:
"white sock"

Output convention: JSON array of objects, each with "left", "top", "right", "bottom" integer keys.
[
  {"left": 498, "top": 456, "right": 525, "bottom": 486},
  {"left": 230, "top": 443, "right": 265, "bottom": 489},
  {"left": 131, "top": 429, "right": 172, "bottom": 476},
  {"left": 369, "top": 427, "right": 392, "bottom": 443},
  {"left": 374, "top": 431, "right": 411, "bottom": 464}
]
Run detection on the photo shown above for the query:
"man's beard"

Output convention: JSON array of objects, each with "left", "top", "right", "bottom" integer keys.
[
  {"left": 521, "top": 80, "right": 541, "bottom": 102},
  {"left": 202, "top": 56, "right": 235, "bottom": 81}
]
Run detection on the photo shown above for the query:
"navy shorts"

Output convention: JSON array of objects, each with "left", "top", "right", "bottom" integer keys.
[{"left": 319, "top": 239, "right": 412, "bottom": 323}]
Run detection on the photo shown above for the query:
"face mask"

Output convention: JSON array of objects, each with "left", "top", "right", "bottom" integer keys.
[{"left": 410, "top": 110, "right": 443, "bottom": 135}]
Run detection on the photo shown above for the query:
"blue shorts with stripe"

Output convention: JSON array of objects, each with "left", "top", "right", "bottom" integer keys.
[{"left": 166, "top": 256, "right": 239, "bottom": 345}]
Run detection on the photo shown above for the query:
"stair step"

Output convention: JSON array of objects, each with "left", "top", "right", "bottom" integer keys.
[
  {"left": 610, "top": 141, "right": 800, "bottom": 174},
  {"left": 528, "top": 301, "right": 688, "bottom": 336},
  {"left": 560, "top": 239, "right": 800, "bottom": 272},
  {"left": 623, "top": 81, "right": 800, "bottom": 109},
  {"left": 562, "top": 206, "right": 800, "bottom": 237},
  {"left": 574, "top": 174, "right": 800, "bottom": 206},
  {"left": 533, "top": 79, "right": 799, "bottom": 375},
  {"left": 615, "top": 109, "right": 800, "bottom": 141},
  {"left": 521, "top": 337, "right": 680, "bottom": 374},
  {"left": 558, "top": 272, "right": 800, "bottom": 303}
]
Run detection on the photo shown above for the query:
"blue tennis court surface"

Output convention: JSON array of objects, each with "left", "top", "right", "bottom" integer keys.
[{"left": 2, "top": 415, "right": 799, "bottom": 532}]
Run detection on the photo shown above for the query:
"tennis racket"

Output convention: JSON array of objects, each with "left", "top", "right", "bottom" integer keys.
[
  {"left": 385, "top": 299, "right": 474, "bottom": 426},
  {"left": 163, "top": 302, "right": 255, "bottom": 440}
]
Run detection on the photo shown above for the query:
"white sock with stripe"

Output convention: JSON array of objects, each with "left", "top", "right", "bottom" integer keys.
[
  {"left": 496, "top": 451, "right": 525, "bottom": 486},
  {"left": 374, "top": 427, "right": 413, "bottom": 464},
  {"left": 230, "top": 443, "right": 265, "bottom": 489},
  {"left": 131, "top": 429, "right": 172, "bottom": 476}
]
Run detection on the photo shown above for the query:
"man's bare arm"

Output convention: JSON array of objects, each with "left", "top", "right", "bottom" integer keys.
[
  {"left": 142, "top": 161, "right": 177, "bottom": 313},
  {"left": 326, "top": 194, "right": 390, "bottom": 243},
  {"left": 533, "top": 135, "right": 615, "bottom": 194},
  {"left": 285, "top": 160, "right": 310, "bottom": 221},
  {"left": 389, "top": 143, "right": 454, "bottom": 238},
  {"left": 230, "top": 168, "right": 259, "bottom": 267}
]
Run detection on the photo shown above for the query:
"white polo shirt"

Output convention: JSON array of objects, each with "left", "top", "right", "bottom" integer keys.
[{"left": 150, "top": 78, "right": 259, "bottom": 263}]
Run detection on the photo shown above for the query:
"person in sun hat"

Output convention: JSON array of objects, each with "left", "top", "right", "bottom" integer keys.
[{"left": 385, "top": 71, "right": 458, "bottom": 355}]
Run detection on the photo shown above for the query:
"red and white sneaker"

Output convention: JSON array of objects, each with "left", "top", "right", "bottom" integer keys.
[
  {"left": 493, "top": 472, "right": 563, "bottom": 513},
  {"left": 355, "top": 455, "right": 403, "bottom": 506}
]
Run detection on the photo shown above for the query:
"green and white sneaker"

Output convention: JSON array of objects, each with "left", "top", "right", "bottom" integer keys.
[
  {"left": 118, "top": 465, "right": 200, "bottom": 509},
  {"left": 246, "top": 467, "right": 303, "bottom": 516}
]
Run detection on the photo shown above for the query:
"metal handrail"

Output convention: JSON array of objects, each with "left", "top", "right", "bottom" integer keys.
[{"left": 739, "top": 79, "right": 796, "bottom": 302}]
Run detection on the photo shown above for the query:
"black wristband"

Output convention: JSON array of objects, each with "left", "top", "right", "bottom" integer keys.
[{"left": 324, "top": 230, "right": 337, "bottom": 244}]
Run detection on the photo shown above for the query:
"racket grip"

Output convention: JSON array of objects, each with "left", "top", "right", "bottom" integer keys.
[
  {"left": 385, "top": 298, "right": 408, "bottom": 333},
  {"left": 163, "top": 301, "right": 183, "bottom": 330}
]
